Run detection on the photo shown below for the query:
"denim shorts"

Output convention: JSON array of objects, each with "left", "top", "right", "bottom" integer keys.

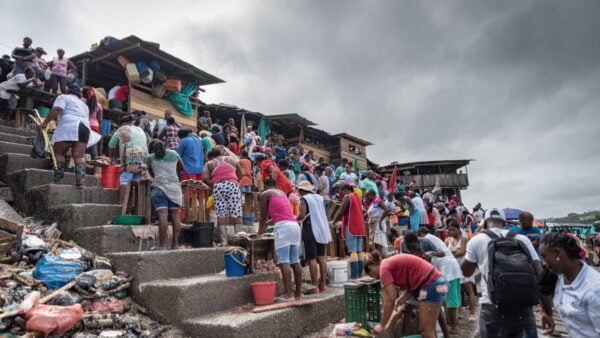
[
  {"left": 275, "top": 244, "right": 300, "bottom": 265},
  {"left": 417, "top": 276, "right": 448, "bottom": 305},
  {"left": 120, "top": 171, "right": 144, "bottom": 185},
  {"left": 151, "top": 187, "right": 180, "bottom": 210},
  {"left": 240, "top": 186, "right": 252, "bottom": 193},
  {"left": 345, "top": 226, "right": 363, "bottom": 253}
]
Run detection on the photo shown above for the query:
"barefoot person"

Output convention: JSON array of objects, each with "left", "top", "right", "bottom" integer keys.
[
  {"left": 259, "top": 179, "right": 302, "bottom": 299},
  {"left": 297, "top": 180, "right": 331, "bottom": 293},
  {"left": 147, "top": 140, "right": 183, "bottom": 250},
  {"left": 364, "top": 251, "right": 447, "bottom": 338}
]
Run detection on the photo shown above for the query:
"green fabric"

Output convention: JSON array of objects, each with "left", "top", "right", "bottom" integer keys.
[
  {"left": 201, "top": 137, "right": 212, "bottom": 152},
  {"left": 353, "top": 158, "right": 359, "bottom": 175},
  {"left": 257, "top": 117, "right": 271, "bottom": 146},
  {"left": 334, "top": 166, "right": 345, "bottom": 179},
  {"left": 147, "top": 148, "right": 180, "bottom": 168},
  {"left": 164, "top": 83, "right": 197, "bottom": 117},
  {"left": 360, "top": 178, "right": 379, "bottom": 197},
  {"left": 446, "top": 278, "right": 461, "bottom": 308}
]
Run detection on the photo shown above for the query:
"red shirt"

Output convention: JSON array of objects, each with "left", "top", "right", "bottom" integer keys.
[
  {"left": 379, "top": 254, "right": 440, "bottom": 291},
  {"left": 228, "top": 142, "right": 240, "bottom": 155},
  {"left": 427, "top": 212, "right": 435, "bottom": 225},
  {"left": 115, "top": 85, "right": 129, "bottom": 102}
]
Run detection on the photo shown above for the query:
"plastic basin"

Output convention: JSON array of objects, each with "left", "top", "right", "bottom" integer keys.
[{"left": 112, "top": 215, "right": 144, "bottom": 226}]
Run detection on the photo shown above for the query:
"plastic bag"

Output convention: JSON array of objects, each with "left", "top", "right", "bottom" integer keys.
[
  {"left": 33, "top": 254, "right": 84, "bottom": 290},
  {"left": 91, "top": 299, "right": 125, "bottom": 314},
  {"left": 26, "top": 304, "right": 83, "bottom": 337},
  {"left": 164, "top": 83, "right": 197, "bottom": 116}
]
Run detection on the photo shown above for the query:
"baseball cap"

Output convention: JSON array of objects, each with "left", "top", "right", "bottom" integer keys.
[{"left": 484, "top": 208, "right": 506, "bottom": 221}]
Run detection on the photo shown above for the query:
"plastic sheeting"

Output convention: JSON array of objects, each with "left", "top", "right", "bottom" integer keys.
[{"left": 164, "top": 83, "right": 197, "bottom": 117}]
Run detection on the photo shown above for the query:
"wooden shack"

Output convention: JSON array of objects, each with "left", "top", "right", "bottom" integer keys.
[
  {"left": 378, "top": 159, "right": 472, "bottom": 199},
  {"left": 331, "top": 133, "right": 372, "bottom": 171},
  {"left": 70, "top": 35, "right": 224, "bottom": 130}
]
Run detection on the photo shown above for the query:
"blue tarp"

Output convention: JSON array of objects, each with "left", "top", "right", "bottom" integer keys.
[{"left": 164, "top": 83, "right": 197, "bottom": 117}]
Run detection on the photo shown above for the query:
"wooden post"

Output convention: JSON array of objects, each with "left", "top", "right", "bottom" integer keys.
[{"left": 82, "top": 59, "right": 88, "bottom": 85}]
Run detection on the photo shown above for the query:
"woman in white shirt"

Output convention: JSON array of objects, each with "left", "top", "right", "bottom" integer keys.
[
  {"left": 40, "top": 85, "right": 91, "bottom": 187},
  {"left": 540, "top": 232, "right": 600, "bottom": 338}
]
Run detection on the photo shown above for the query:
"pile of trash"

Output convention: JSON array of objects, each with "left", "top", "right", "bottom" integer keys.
[{"left": 0, "top": 220, "right": 181, "bottom": 337}]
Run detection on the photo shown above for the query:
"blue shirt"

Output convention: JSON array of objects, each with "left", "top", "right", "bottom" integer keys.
[{"left": 177, "top": 135, "right": 204, "bottom": 174}]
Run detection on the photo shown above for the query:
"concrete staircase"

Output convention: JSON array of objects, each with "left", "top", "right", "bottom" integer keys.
[
  {"left": 0, "top": 121, "right": 345, "bottom": 337},
  {"left": 108, "top": 249, "right": 344, "bottom": 338}
]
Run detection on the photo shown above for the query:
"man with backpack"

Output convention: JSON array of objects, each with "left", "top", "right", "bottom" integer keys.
[{"left": 461, "top": 208, "right": 548, "bottom": 337}]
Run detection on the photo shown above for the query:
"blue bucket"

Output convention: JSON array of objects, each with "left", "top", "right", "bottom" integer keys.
[
  {"left": 224, "top": 253, "right": 246, "bottom": 277},
  {"left": 242, "top": 215, "right": 256, "bottom": 226}
]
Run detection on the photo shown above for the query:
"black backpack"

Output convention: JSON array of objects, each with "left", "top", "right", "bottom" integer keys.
[{"left": 484, "top": 230, "right": 539, "bottom": 309}]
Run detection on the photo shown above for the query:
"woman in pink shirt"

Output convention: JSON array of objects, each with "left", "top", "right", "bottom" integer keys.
[
  {"left": 259, "top": 178, "right": 302, "bottom": 299},
  {"left": 46, "top": 49, "right": 76, "bottom": 94},
  {"left": 202, "top": 147, "right": 242, "bottom": 246},
  {"left": 364, "top": 251, "right": 447, "bottom": 338}
]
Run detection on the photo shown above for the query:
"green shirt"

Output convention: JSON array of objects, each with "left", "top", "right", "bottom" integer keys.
[
  {"left": 360, "top": 178, "right": 380, "bottom": 197},
  {"left": 335, "top": 166, "right": 345, "bottom": 179}
]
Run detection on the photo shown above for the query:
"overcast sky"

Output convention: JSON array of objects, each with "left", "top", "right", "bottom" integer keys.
[{"left": 1, "top": 0, "right": 599, "bottom": 218}]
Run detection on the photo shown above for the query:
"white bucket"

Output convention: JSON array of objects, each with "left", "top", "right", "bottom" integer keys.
[{"left": 327, "top": 260, "right": 349, "bottom": 286}]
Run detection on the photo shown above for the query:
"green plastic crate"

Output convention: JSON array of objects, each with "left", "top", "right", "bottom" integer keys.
[
  {"left": 344, "top": 281, "right": 382, "bottom": 329},
  {"left": 366, "top": 282, "right": 382, "bottom": 322},
  {"left": 344, "top": 283, "right": 368, "bottom": 327}
]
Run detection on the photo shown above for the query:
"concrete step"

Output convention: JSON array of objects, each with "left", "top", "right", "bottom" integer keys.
[
  {"left": 73, "top": 225, "right": 163, "bottom": 255},
  {"left": 46, "top": 203, "right": 121, "bottom": 239},
  {"left": 0, "top": 125, "right": 36, "bottom": 137},
  {"left": 9, "top": 169, "right": 100, "bottom": 215},
  {"left": 0, "top": 140, "right": 32, "bottom": 156},
  {"left": 0, "top": 153, "right": 50, "bottom": 182},
  {"left": 140, "top": 272, "right": 281, "bottom": 326},
  {"left": 24, "top": 184, "right": 117, "bottom": 217},
  {"left": 0, "top": 132, "right": 32, "bottom": 145},
  {"left": 182, "top": 289, "right": 345, "bottom": 338},
  {"left": 108, "top": 248, "right": 227, "bottom": 295}
]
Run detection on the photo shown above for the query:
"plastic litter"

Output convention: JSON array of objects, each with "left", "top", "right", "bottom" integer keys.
[
  {"left": 99, "top": 330, "right": 125, "bottom": 338},
  {"left": 33, "top": 253, "right": 85, "bottom": 289},
  {"left": 59, "top": 248, "right": 82, "bottom": 260},
  {"left": 21, "top": 235, "right": 45, "bottom": 248},
  {"left": 91, "top": 299, "right": 125, "bottom": 314},
  {"left": 48, "top": 291, "right": 82, "bottom": 306},
  {"left": 18, "top": 291, "right": 40, "bottom": 312},
  {"left": 76, "top": 274, "right": 96, "bottom": 290},
  {"left": 25, "top": 304, "right": 83, "bottom": 336}
]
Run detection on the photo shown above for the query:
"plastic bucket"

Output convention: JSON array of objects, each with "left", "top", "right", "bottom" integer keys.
[
  {"left": 328, "top": 260, "right": 348, "bottom": 286},
  {"left": 224, "top": 253, "right": 246, "bottom": 277},
  {"left": 187, "top": 222, "right": 214, "bottom": 248},
  {"left": 251, "top": 281, "right": 277, "bottom": 305},
  {"left": 101, "top": 166, "right": 121, "bottom": 189},
  {"left": 242, "top": 214, "right": 256, "bottom": 226}
]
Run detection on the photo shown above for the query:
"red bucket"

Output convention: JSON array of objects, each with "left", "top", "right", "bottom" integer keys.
[
  {"left": 101, "top": 165, "right": 121, "bottom": 189},
  {"left": 251, "top": 281, "right": 277, "bottom": 305}
]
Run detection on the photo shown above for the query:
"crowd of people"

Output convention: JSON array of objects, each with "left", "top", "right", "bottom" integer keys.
[{"left": 2, "top": 37, "right": 599, "bottom": 338}]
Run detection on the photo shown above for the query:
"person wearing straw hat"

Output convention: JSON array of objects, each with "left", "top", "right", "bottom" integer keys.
[{"left": 297, "top": 180, "right": 331, "bottom": 293}]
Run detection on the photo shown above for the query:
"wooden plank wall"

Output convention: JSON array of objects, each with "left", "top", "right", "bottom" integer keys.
[
  {"left": 338, "top": 137, "right": 368, "bottom": 170},
  {"left": 301, "top": 143, "right": 331, "bottom": 162},
  {"left": 129, "top": 88, "right": 198, "bottom": 130}
]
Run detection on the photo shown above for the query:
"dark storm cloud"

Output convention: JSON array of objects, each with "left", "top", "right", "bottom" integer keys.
[{"left": 2, "top": 0, "right": 598, "bottom": 217}]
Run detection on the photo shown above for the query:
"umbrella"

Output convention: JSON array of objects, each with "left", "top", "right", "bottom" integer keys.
[
  {"left": 388, "top": 165, "right": 398, "bottom": 193},
  {"left": 503, "top": 208, "right": 522, "bottom": 220},
  {"left": 239, "top": 113, "right": 247, "bottom": 148},
  {"left": 257, "top": 117, "right": 270, "bottom": 146}
]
